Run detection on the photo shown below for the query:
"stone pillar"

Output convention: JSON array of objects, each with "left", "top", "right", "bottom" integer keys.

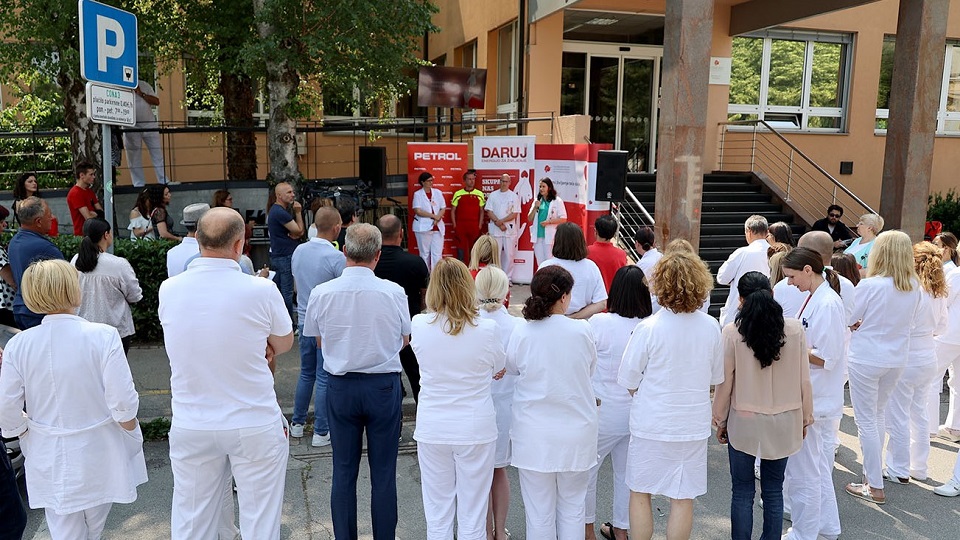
[
  {"left": 880, "top": 0, "right": 949, "bottom": 239},
  {"left": 655, "top": 0, "right": 714, "bottom": 250}
]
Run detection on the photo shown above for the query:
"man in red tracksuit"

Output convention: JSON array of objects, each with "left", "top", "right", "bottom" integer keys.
[{"left": 451, "top": 169, "right": 485, "bottom": 262}]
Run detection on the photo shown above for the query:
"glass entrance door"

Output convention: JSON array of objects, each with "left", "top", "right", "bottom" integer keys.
[{"left": 562, "top": 44, "right": 661, "bottom": 172}]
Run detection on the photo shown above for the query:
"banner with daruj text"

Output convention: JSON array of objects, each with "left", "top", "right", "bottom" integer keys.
[
  {"left": 407, "top": 142, "right": 469, "bottom": 259},
  {"left": 473, "top": 136, "right": 537, "bottom": 282}
]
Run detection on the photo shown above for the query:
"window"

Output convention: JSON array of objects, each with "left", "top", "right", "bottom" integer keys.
[
  {"left": 728, "top": 30, "right": 852, "bottom": 131},
  {"left": 496, "top": 21, "right": 518, "bottom": 115},
  {"left": 877, "top": 37, "right": 960, "bottom": 134}
]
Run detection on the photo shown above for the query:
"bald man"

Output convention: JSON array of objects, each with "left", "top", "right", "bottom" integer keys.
[
  {"left": 160, "top": 208, "right": 294, "bottom": 539},
  {"left": 268, "top": 182, "right": 304, "bottom": 320}
]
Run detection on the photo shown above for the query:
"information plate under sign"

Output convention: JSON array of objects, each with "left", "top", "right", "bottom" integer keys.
[{"left": 85, "top": 82, "right": 136, "bottom": 126}]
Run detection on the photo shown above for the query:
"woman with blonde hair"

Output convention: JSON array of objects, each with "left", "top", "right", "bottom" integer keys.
[
  {"left": 619, "top": 250, "right": 723, "bottom": 540},
  {"left": 469, "top": 235, "right": 501, "bottom": 275},
  {"left": 475, "top": 266, "right": 520, "bottom": 540},
  {"left": 411, "top": 258, "right": 506, "bottom": 540},
  {"left": 0, "top": 259, "right": 146, "bottom": 539},
  {"left": 883, "top": 241, "right": 949, "bottom": 484},
  {"left": 845, "top": 230, "right": 923, "bottom": 504},
  {"left": 844, "top": 213, "right": 884, "bottom": 275}
]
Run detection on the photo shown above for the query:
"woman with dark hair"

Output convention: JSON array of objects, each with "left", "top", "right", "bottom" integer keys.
[
  {"left": 933, "top": 234, "right": 960, "bottom": 445},
  {"left": 412, "top": 172, "right": 447, "bottom": 270},
  {"left": 934, "top": 231, "right": 959, "bottom": 272},
  {"left": 527, "top": 178, "right": 567, "bottom": 268},
  {"left": 619, "top": 250, "right": 722, "bottom": 539},
  {"left": 506, "top": 265, "right": 598, "bottom": 539},
  {"left": 0, "top": 206, "right": 17, "bottom": 327},
  {"left": 713, "top": 271, "right": 812, "bottom": 540},
  {"left": 12, "top": 172, "right": 39, "bottom": 227},
  {"left": 767, "top": 221, "right": 795, "bottom": 248},
  {"left": 128, "top": 189, "right": 154, "bottom": 240},
  {"left": 212, "top": 189, "right": 233, "bottom": 208},
  {"left": 539, "top": 223, "right": 606, "bottom": 319},
  {"left": 634, "top": 226, "right": 662, "bottom": 289},
  {"left": 585, "top": 266, "right": 652, "bottom": 540},
  {"left": 71, "top": 219, "right": 143, "bottom": 353},
  {"left": 778, "top": 247, "right": 846, "bottom": 540},
  {"left": 830, "top": 253, "right": 861, "bottom": 287},
  {"left": 146, "top": 184, "right": 181, "bottom": 242}
]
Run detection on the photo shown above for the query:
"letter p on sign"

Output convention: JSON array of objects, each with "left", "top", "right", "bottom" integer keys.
[{"left": 96, "top": 15, "right": 124, "bottom": 71}]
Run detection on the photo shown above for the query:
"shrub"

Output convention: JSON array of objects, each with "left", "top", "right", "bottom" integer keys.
[
  {"left": 928, "top": 189, "right": 960, "bottom": 236},
  {"left": 51, "top": 236, "right": 174, "bottom": 344}
]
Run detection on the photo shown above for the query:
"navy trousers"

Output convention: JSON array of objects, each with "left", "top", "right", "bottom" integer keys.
[
  {"left": 326, "top": 372, "right": 402, "bottom": 540},
  {"left": 0, "top": 444, "right": 26, "bottom": 540}
]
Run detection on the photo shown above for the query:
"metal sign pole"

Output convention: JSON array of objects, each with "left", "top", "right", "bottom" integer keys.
[{"left": 102, "top": 123, "right": 114, "bottom": 254}]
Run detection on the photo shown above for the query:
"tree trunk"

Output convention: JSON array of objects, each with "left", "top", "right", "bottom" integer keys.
[
  {"left": 219, "top": 71, "right": 258, "bottom": 180},
  {"left": 253, "top": 0, "right": 301, "bottom": 185},
  {"left": 59, "top": 69, "right": 101, "bottom": 173}
]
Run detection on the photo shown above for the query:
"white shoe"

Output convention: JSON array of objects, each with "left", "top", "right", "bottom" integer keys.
[
  {"left": 164, "top": 181, "right": 182, "bottom": 186},
  {"left": 938, "top": 426, "right": 960, "bottom": 442},
  {"left": 290, "top": 423, "right": 304, "bottom": 438},
  {"left": 934, "top": 478, "right": 960, "bottom": 497},
  {"left": 312, "top": 432, "right": 331, "bottom": 447}
]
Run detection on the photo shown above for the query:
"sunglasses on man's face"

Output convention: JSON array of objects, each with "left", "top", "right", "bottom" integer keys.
[{"left": 829, "top": 213, "right": 841, "bottom": 218}]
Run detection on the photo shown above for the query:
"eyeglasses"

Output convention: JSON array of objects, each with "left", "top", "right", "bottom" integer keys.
[{"left": 828, "top": 213, "right": 841, "bottom": 218}]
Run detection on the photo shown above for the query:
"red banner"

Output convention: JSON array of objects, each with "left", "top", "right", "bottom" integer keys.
[{"left": 406, "top": 142, "right": 469, "bottom": 258}]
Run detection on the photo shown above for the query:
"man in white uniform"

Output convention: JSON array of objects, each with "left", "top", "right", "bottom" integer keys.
[
  {"left": 166, "top": 203, "right": 208, "bottom": 278},
  {"left": 124, "top": 79, "right": 170, "bottom": 187},
  {"left": 717, "top": 215, "right": 770, "bottom": 327},
  {"left": 160, "top": 208, "right": 293, "bottom": 540},
  {"left": 485, "top": 173, "right": 521, "bottom": 280},
  {"left": 303, "top": 223, "right": 411, "bottom": 540}
]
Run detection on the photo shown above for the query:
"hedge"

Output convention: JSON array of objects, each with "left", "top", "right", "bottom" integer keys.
[
  {"left": 50, "top": 236, "right": 175, "bottom": 344},
  {"left": 928, "top": 189, "right": 960, "bottom": 236}
]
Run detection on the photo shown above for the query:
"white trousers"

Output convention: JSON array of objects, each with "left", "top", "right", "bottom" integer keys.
[
  {"left": 123, "top": 120, "right": 168, "bottom": 186},
  {"left": 218, "top": 462, "right": 240, "bottom": 540},
  {"left": 929, "top": 341, "right": 960, "bottom": 432},
  {"left": 886, "top": 361, "right": 937, "bottom": 479},
  {"left": 169, "top": 420, "right": 288, "bottom": 540},
  {"left": 518, "top": 468, "right": 589, "bottom": 540},
  {"left": 784, "top": 423, "right": 822, "bottom": 540},
  {"left": 585, "top": 432, "right": 630, "bottom": 529},
  {"left": 848, "top": 362, "right": 903, "bottom": 489},
  {"left": 493, "top": 234, "right": 517, "bottom": 281},
  {"left": 415, "top": 230, "right": 444, "bottom": 271},
  {"left": 533, "top": 239, "right": 552, "bottom": 269},
  {"left": 45, "top": 502, "right": 112, "bottom": 540},
  {"left": 417, "top": 441, "right": 496, "bottom": 540}
]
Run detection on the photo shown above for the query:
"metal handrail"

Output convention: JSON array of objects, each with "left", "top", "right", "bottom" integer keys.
[
  {"left": 625, "top": 186, "right": 655, "bottom": 225},
  {"left": 611, "top": 186, "right": 655, "bottom": 263},
  {"left": 718, "top": 120, "right": 877, "bottom": 216}
]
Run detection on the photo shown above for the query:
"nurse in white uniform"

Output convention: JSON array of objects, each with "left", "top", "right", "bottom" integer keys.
[
  {"left": 538, "top": 222, "right": 607, "bottom": 319},
  {"left": 0, "top": 259, "right": 147, "bottom": 539},
  {"left": 411, "top": 258, "right": 505, "bottom": 540},
  {"left": 619, "top": 250, "right": 723, "bottom": 540},
  {"left": 475, "top": 266, "right": 521, "bottom": 540},
  {"left": 506, "top": 265, "right": 598, "bottom": 540},
  {"left": 780, "top": 247, "right": 847, "bottom": 540},
  {"left": 845, "top": 231, "right": 923, "bottom": 505},
  {"left": 930, "top": 231, "right": 960, "bottom": 441},
  {"left": 585, "top": 266, "right": 653, "bottom": 540},
  {"left": 412, "top": 172, "right": 447, "bottom": 271}
]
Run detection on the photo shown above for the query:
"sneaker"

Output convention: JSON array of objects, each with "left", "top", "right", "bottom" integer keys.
[
  {"left": 933, "top": 478, "right": 960, "bottom": 497},
  {"left": 938, "top": 426, "right": 960, "bottom": 442},
  {"left": 882, "top": 469, "right": 910, "bottom": 485},
  {"left": 290, "top": 423, "right": 304, "bottom": 438},
  {"left": 312, "top": 432, "right": 331, "bottom": 447},
  {"left": 164, "top": 181, "right": 182, "bottom": 186}
]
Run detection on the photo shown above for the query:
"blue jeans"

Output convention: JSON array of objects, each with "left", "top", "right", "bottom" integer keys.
[
  {"left": 292, "top": 325, "right": 328, "bottom": 434},
  {"left": 728, "top": 442, "right": 788, "bottom": 540},
  {"left": 327, "top": 372, "right": 402, "bottom": 540},
  {"left": 270, "top": 254, "right": 294, "bottom": 321}
]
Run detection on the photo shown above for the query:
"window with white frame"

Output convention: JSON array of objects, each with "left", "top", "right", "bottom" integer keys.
[
  {"left": 876, "top": 37, "right": 960, "bottom": 134},
  {"left": 728, "top": 30, "right": 852, "bottom": 131},
  {"left": 496, "top": 21, "right": 518, "bottom": 116}
]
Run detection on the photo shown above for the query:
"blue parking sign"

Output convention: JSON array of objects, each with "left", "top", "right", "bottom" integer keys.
[{"left": 78, "top": 0, "right": 138, "bottom": 89}]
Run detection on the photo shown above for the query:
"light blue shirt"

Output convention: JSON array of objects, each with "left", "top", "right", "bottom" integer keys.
[{"left": 292, "top": 237, "right": 346, "bottom": 321}]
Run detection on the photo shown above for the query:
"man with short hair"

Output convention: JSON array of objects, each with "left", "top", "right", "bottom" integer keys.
[
  {"left": 9, "top": 197, "right": 64, "bottom": 329},
  {"left": 304, "top": 223, "right": 410, "bottom": 540},
  {"left": 717, "top": 214, "right": 770, "bottom": 327},
  {"left": 484, "top": 173, "right": 521, "bottom": 280},
  {"left": 166, "top": 203, "right": 209, "bottom": 277},
  {"left": 268, "top": 182, "right": 304, "bottom": 320},
  {"left": 66, "top": 161, "right": 104, "bottom": 235},
  {"left": 160, "top": 208, "right": 293, "bottom": 540},
  {"left": 587, "top": 214, "right": 627, "bottom": 292},
  {"left": 375, "top": 213, "right": 430, "bottom": 401},
  {"left": 811, "top": 205, "right": 854, "bottom": 248},
  {"left": 335, "top": 198, "right": 358, "bottom": 251},
  {"left": 451, "top": 169, "right": 485, "bottom": 261},
  {"left": 290, "top": 207, "right": 346, "bottom": 447}
]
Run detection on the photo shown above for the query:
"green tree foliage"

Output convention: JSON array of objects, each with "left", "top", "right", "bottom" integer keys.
[
  {"left": 729, "top": 37, "right": 763, "bottom": 106},
  {"left": 928, "top": 189, "right": 960, "bottom": 236}
]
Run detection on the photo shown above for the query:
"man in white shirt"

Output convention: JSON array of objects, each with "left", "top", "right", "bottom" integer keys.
[
  {"left": 159, "top": 208, "right": 293, "bottom": 540},
  {"left": 303, "top": 223, "right": 411, "bottom": 540},
  {"left": 717, "top": 214, "right": 770, "bottom": 327},
  {"left": 165, "top": 203, "right": 208, "bottom": 278},
  {"left": 290, "top": 207, "right": 345, "bottom": 447},
  {"left": 124, "top": 79, "right": 171, "bottom": 187},
  {"left": 485, "top": 173, "right": 521, "bottom": 280}
]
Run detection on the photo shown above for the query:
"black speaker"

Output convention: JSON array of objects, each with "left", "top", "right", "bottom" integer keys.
[
  {"left": 595, "top": 150, "right": 628, "bottom": 202},
  {"left": 358, "top": 146, "right": 387, "bottom": 190}
]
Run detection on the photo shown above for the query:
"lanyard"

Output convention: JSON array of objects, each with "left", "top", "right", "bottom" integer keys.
[{"left": 797, "top": 292, "right": 813, "bottom": 319}]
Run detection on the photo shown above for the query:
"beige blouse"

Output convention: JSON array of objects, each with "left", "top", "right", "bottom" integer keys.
[{"left": 713, "top": 318, "right": 813, "bottom": 460}]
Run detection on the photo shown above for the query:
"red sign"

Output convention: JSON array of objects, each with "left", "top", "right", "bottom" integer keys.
[{"left": 407, "top": 142, "right": 469, "bottom": 259}]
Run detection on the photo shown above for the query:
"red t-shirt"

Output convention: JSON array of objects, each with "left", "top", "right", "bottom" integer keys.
[
  {"left": 67, "top": 185, "right": 100, "bottom": 235},
  {"left": 587, "top": 242, "right": 628, "bottom": 293}
]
